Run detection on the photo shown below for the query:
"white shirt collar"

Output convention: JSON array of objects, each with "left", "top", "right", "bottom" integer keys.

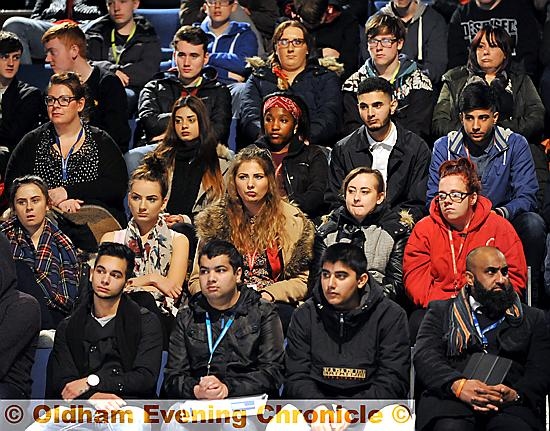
[{"left": 366, "top": 121, "right": 397, "bottom": 151}]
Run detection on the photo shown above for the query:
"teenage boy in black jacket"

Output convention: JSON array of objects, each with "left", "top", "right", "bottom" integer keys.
[
  {"left": 284, "top": 242, "right": 410, "bottom": 423},
  {"left": 35, "top": 243, "right": 162, "bottom": 430},
  {"left": 163, "top": 239, "right": 284, "bottom": 401}
]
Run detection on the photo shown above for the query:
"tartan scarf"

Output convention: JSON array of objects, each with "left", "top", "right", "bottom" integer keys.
[
  {"left": 1, "top": 216, "right": 79, "bottom": 314},
  {"left": 447, "top": 284, "right": 523, "bottom": 357}
]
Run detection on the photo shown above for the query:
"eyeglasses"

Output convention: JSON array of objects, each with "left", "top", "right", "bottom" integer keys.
[
  {"left": 436, "top": 191, "right": 472, "bottom": 203},
  {"left": 205, "top": 0, "right": 234, "bottom": 6},
  {"left": 45, "top": 95, "right": 78, "bottom": 107},
  {"left": 277, "top": 38, "right": 306, "bottom": 48},
  {"left": 367, "top": 37, "right": 398, "bottom": 48}
]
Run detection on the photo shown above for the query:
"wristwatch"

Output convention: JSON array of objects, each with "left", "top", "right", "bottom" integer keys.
[{"left": 87, "top": 374, "right": 100, "bottom": 387}]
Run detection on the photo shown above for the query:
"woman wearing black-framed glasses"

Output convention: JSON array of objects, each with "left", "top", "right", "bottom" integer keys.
[
  {"left": 4, "top": 72, "right": 128, "bottom": 246},
  {"left": 239, "top": 20, "right": 343, "bottom": 149},
  {"left": 403, "top": 157, "right": 527, "bottom": 313}
]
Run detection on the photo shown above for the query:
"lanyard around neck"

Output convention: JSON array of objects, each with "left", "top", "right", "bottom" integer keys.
[
  {"left": 55, "top": 127, "right": 84, "bottom": 182},
  {"left": 111, "top": 24, "right": 136, "bottom": 65},
  {"left": 205, "top": 312, "right": 234, "bottom": 375},
  {"left": 471, "top": 311, "right": 505, "bottom": 350}
]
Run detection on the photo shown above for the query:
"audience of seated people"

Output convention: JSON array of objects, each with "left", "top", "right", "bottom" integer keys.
[
  {"left": 101, "top": 155, "right": 189, "bottom": 348},
  {"left": 342, "top": 12, "right": 434, "bottom": 141},
  {"left": 41, "top": 22, "right": 132, "bottom": 152},
  {"left": 5, "top": 72, "right": 128, "bottom": 247},
  {"left": 239, "top": 20, "right": 343, "bottom": 148},
  {"left": 326, "top": 77, "right": 431, "bottom": 221},
  {"left": 253, "top": 92, "right": 328, "bottom": 222},
  {"left": 1, "top": 175, "right": 79, "bottom": 329},
  {"left": 317, "top": 167, "right": 412, "bottom": 307},
  {"left": 2, "top": 6, "right": 550, "bottom": 431},
  {"left": 189, "top": 146, "right": 315, "bottom": 332},
  {"left": 85, "top": 0, "right": 162, "bottom": 115}
]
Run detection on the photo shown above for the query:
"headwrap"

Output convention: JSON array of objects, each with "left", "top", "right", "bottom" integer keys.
[{"left": 263, "top": 95, "right": 302, "bottom": 121}]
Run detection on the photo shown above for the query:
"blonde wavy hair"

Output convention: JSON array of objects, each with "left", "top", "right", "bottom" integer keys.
[{"left": 225, "top": 147, "right": 289, "bottom": 253}]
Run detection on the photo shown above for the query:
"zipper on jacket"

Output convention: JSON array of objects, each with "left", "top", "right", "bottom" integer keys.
[{"left": 339, "top": 313, "right": 344, "bottom": 354}]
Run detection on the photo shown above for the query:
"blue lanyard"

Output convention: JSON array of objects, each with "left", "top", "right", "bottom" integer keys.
[
  {"left": 471, "top": 311, "right": 505, "bottom": 350},
  {"left": 55, "top": 127, "right": 84, "bottom": 182},
  {"left": 205, "top": 312, "right": 234, "bottom": 375}
]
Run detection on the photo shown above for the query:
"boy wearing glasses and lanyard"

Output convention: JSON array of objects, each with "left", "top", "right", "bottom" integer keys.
[
  {"left": 85, "top": 0, "right": 162, "bottom": 115},
  {"left": 163, "top": 239, "right": 284, "bottom": 407}
]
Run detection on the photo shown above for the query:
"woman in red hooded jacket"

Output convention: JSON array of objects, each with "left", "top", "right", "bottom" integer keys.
[{"left": 404, "top": 158, "right": 527, "bottom": 309}]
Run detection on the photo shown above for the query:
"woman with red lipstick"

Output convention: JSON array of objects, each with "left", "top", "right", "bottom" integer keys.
[
  {"left": 188, "top": 146, "right": 315, "bottom": 331},
  {"left": 141, "top": 96, "right": 232, "bottom": 228},
  {"left": 0, "top": 175, "right": 79, "bottom": 329},
  {"left": 253, "top": 92, "right": 328, "bottom": 221},
  {"left": 102, "top": 155, "right": 189, "bottom": 347},
  {"left": 433, "top": 24, "right": 544, "bottom": 142},
  {"left": 403, "top": 158, "right": 527, "bottom": 310}
]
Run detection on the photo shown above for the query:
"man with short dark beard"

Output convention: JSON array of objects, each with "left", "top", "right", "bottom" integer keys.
[{"left": 414, "top": 246, "right": 550, "bottom": 431}]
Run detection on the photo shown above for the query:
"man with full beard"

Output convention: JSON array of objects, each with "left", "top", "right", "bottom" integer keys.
[{"left": 414, "top": 246, "right": 550, "bottom": 431}]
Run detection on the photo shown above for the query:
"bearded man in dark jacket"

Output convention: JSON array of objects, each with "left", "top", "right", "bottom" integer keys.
[{"left": 414, "top": 246, "right": 550, "bottom": 431}]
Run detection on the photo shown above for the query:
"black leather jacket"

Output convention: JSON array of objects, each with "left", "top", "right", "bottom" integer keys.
[{"left": 163, "top": 286, "right": 285, "bottom": 398}]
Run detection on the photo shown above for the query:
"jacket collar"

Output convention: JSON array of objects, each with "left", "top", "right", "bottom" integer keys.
[{"left": 448, "top": 126, "right": 511, "bottom": 157}]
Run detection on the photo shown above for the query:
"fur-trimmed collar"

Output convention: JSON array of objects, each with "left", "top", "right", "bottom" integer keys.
[{"left": 195, "top": 199, "right": 315, "bottom": 280}]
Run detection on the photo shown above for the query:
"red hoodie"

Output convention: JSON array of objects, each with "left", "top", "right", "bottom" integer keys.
[{"left": 403, "top": 195, "right": 527, "bottom": 308}]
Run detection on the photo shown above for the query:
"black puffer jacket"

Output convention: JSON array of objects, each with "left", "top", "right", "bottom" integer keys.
[
  {"left": 315, "top": 202, "right": 411, "bottom": 303},
  {"left": 254, "top": 137, "right": 329, "bottom": 220},
  {"left": 284, "top": 279, "right": 410, "bottom": 398},
  {"left": 138, "top": 67, "right": 232, "bottom": 144},
  {"left": 163, "top": 286, "right": 285, "bottom": 398},
  {"left": 86, "top": 15, "right": 162, "bottom": 88}
]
